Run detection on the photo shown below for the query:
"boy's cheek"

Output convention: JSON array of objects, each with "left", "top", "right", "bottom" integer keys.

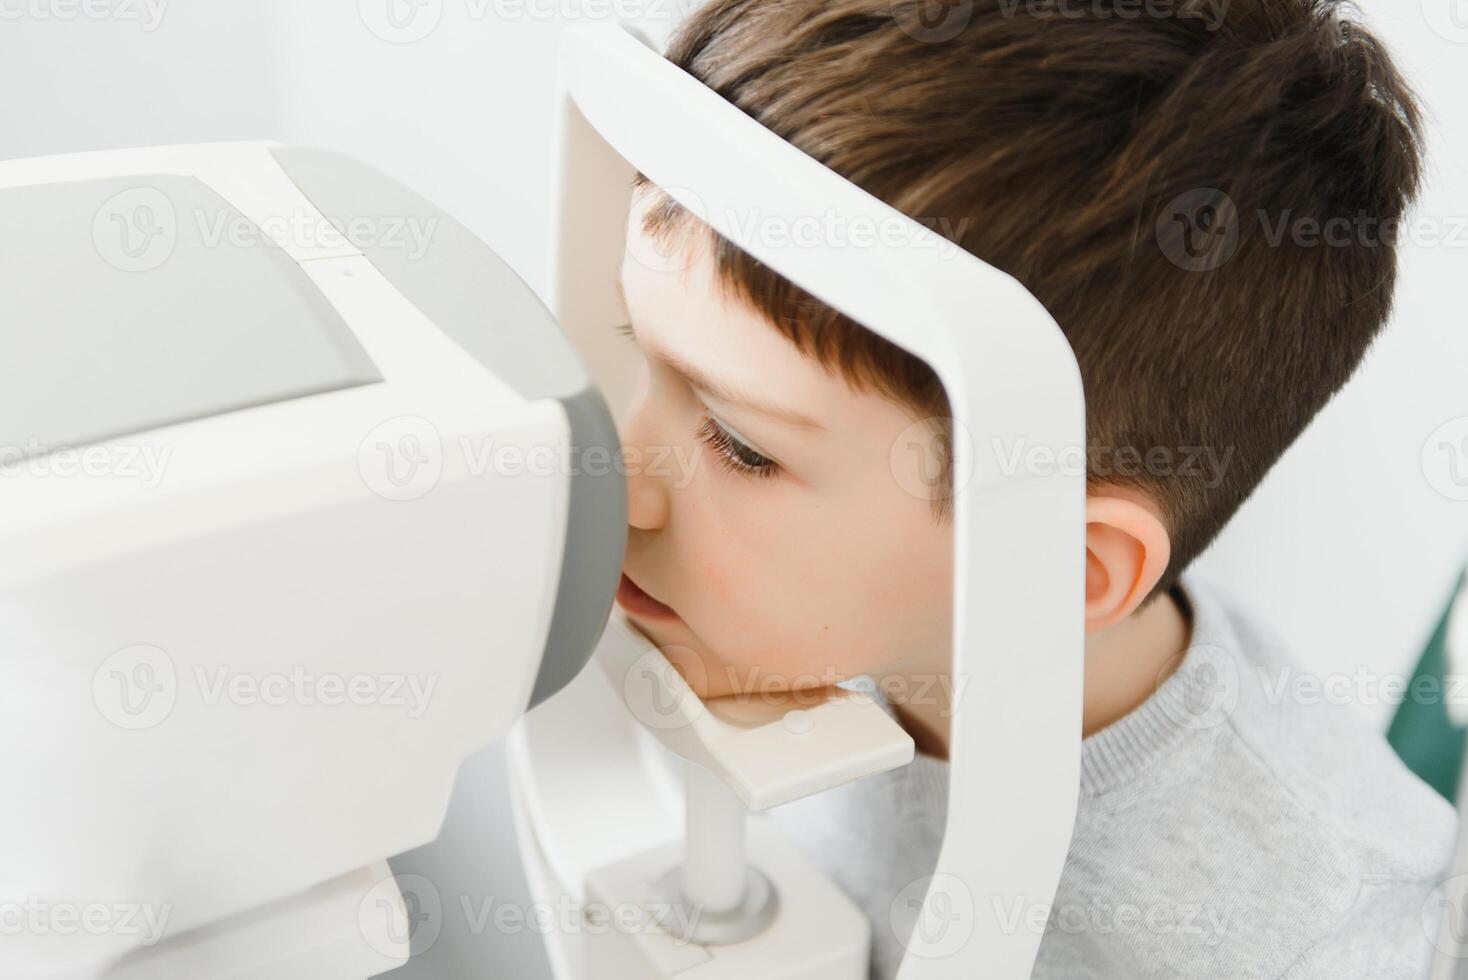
[{"left": 668, "top": 515, "right": 937, "bottom": 695}]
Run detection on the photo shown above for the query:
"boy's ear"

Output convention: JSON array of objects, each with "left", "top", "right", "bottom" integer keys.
[{"left": 1083, "top": 488, "right": 1172, "bottom": 633}]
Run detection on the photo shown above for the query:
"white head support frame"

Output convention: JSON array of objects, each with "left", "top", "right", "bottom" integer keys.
[{"left": 549, "top": 21, "right": 1087, "bottom": 979}]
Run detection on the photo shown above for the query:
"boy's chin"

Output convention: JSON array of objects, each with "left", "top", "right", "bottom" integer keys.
[
  {"left": 685, "top": 661, "right": 851, "bottom": 706},
  {"left": 619, "top": 617, "right": 838, "bottom": 704},
  {"left": 618, "top": 623, "right": 728, "bottom": 699}
]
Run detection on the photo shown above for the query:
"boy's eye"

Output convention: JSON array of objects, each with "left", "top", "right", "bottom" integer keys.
[
  {"left": 696, "top": 414, "right": 779, "bottom": 479},
  {"left": 613, "top": 320, "right": 780, "bottom": 480}
]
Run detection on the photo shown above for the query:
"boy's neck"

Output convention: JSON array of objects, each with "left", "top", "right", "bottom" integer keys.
[
  {"left": 1079, "top": 585, "right": 1193, "bottom": 738},
  {"left": 883, "top": 586, "right": 1194, "bottom": 761}
]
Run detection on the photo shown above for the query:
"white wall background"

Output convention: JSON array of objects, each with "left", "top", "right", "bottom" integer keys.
[
  {"left": 1, "top": 1, "right": 1463, "bottom": 718},
  {"left": 0, "top": 5, "right": 278, "bottom": 158}
]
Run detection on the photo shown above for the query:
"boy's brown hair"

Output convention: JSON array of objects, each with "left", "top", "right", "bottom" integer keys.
[{"left": 631, "top": 0, "right": 1423, "bottom": 597}]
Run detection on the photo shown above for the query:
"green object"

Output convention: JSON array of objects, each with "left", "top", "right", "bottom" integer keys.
[{"left": 1387, "top": 568, "right": 1468, "bottom": 801}]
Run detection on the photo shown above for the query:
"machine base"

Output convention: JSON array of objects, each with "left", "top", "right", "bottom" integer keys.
[
  {"left": 577, "top": 821, "right": 869, "bottom": 980},
  {"left": 98, "top": 861, "right": 409, "bottom": 980}
]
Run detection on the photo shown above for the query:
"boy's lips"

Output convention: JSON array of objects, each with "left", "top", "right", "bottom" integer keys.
[{"left": 616, "top": 572, "right": 681, "bottom": 622}]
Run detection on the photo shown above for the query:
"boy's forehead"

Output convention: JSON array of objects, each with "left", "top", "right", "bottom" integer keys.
[
  {"left": 622, "top": 233, "right": 813, "bottom": 379},
  {"left": 620, "top": 212, "right": 882, "bottom": 430}
]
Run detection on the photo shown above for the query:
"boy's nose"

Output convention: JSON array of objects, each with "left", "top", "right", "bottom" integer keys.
[
  {"left": 625, "top": 463, "right": 670, "bottom": 531},
  {"left": 617, "top": 418, "right": 671, "bottom": 532}
]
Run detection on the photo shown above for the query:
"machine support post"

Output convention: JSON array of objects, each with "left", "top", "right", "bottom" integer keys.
[{"left": 683, "top": 761, "right": 748, "bottom": 913}]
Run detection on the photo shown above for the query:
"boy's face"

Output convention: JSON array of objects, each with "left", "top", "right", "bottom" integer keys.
[{"left": 614, "top": 189, "right": 953, "bottom": 700}]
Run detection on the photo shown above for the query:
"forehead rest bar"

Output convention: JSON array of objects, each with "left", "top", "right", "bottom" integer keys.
[{"left": 553, "top": 22, "right": 1086, "bottom": 979}]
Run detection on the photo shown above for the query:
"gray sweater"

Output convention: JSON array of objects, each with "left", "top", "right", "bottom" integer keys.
[{"left": 764, "top": 571, "right": 1459, "bottom": 979}]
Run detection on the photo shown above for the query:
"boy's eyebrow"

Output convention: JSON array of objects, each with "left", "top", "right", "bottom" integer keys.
[{"left": 614, "top": 271, "right": 828, "bottom": 433}]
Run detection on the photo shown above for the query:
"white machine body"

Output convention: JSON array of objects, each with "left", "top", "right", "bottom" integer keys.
[{"left": 0, "top": 142, "right": 625, "bottom": 980}]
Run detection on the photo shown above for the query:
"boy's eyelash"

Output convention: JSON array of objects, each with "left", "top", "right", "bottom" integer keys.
[
  {"left": 696, "top": 415, "right": 779, "bottom": 479},
  {"left": 614, "top": 322, "right": 778, "bottom": 480}
]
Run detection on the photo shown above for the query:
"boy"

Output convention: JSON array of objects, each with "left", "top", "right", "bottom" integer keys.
[{"left": 608, "top": 0, "right": 1457, "bottom": 976}]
